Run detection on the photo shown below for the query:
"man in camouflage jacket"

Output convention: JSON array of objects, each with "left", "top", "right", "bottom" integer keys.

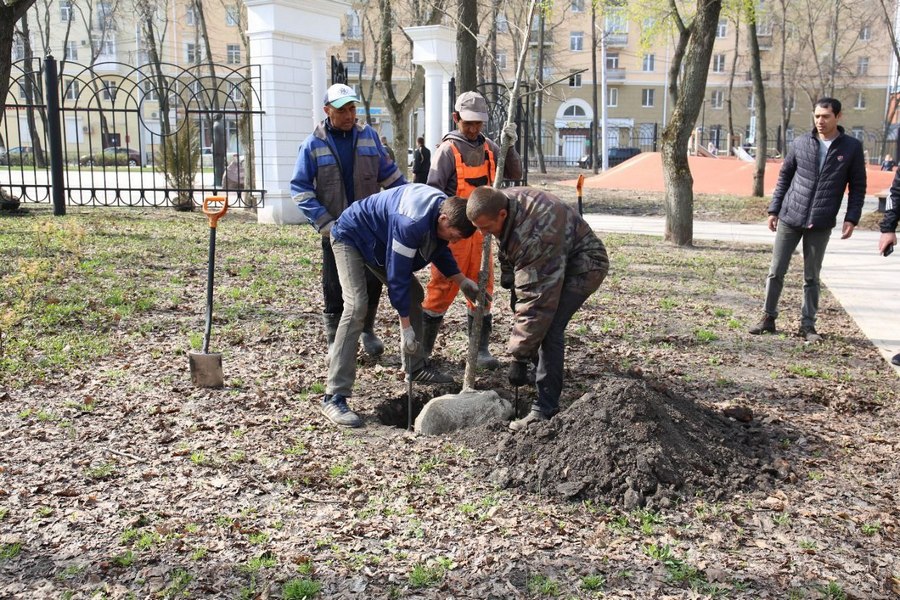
[{"left": 467, "top": 186, "right": 609, "bottom": 430}]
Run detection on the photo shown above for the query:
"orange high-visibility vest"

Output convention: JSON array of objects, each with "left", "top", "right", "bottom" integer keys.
[{"left": 449, "top": 143, "right": 496, "bottom": 199}]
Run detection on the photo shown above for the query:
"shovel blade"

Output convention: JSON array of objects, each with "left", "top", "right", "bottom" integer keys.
[{"left": 189, "top": 351, "right": 224, "bottom": 388}]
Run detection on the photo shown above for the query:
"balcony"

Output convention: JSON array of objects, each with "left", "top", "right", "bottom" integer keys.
[
  {"left": 344, "top": 62, "right": 366, "bottom": 79},
  {"left": 344, "top": 26, "right": 362, "bottom": 40},
  {"left": 605, "top": 32, "right": 628, "bottom": 47},
  {"left": 606, "top": 68, "right": 626, "bottom": 82}
]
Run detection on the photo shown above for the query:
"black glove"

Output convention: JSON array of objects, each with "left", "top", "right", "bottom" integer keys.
[{"left": 508, "top": 360, "right": 528, "bottom": 387}]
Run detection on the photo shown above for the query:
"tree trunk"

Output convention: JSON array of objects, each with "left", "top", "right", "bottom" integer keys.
[
  {"left": 20, "top": 17, "right": 47, "bottom": 167},
  {"left": 661, "top": 0, "right": 723, "bottom": 247},
  {"left": 726, "top": 14, "right": 739, "bottom": 157},
  {"left": 0, "top": 1, "right": 38, "bottom": 124},
  {"left": 535, "top": 11, "right": 546, "bottom": 173},
  {"left": 747, "top": 16, "right": 766, "bottom": 197},
  {"left": 456, "top": 0, "right": 477, "bottom": 93}
]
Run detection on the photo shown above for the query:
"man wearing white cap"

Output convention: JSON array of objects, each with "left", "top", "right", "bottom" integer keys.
[
  {"left": 291, "top": 83, "right": 407, "bottom": 369},
  {"left": 422, "top": 90, "right": 522, "bottom": 372}
]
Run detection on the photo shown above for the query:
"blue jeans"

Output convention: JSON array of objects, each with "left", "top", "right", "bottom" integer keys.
[
  {"left": 533, "top": 273, "right": 601, "bottom": 416},
  {"left": 328, "top": 239, "right": 425, "bottom": 397},
  {"left": 763, "top": 221, "right": 832, "bottom": 327}
]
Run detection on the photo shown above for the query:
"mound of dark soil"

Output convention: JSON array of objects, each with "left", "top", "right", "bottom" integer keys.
[{"left": 458, "top": 377, "right": 775, "bottom": 509}]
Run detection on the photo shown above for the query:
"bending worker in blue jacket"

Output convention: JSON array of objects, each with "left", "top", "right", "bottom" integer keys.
[
  {"left": 749, "top": 97, "right": 866, "bottom": 342},
  {"left": 291, "top": 84, "right": 406, "bottom": 366},
  {"left": 321, "top": 184, "right": 482, "bottom": 427}
]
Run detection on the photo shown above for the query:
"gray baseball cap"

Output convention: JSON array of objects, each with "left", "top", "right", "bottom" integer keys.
[{"left": 455, "top": 91, "right": 489, "bottom": 122}]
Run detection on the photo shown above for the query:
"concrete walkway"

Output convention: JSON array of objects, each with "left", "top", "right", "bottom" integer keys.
[{"left": 583, "top": 213, "right": 900, "bottom": 374}]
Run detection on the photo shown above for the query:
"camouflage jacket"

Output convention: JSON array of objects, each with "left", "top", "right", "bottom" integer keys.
[{"left": 496, "top": 187, "right": 609, "bottom": 361}]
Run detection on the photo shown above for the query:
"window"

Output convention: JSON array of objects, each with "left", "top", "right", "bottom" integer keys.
[
  {"left": 141, "top": 79, "right": 159, "bottom": 101},
  {"left": 642, "top": 53, "right": 655, "bottom": 72},
  {"left": 227, "top": 44, "right": 241, "bottom": 64},
  {"left": 226, "top": 6, "right": 239, "bottom": 26},
  {"left": 186, "top": 6, "right": 196, "bottom": 25},
  {"left": 857, "top": 56, "right": 869, "bottom": 76},
  {"left": 60, "top": 0, "right": 73, "bottom": 22},
  {"left": 568, "top": 73, "right": 582, "bottom": 87},
  {"left": 13, "top": 36, "right": 25, "bottom": 60},
  {"left": 497, "top": 14, "right": 509, "bottom": 33},
  {"left": 18, "top": 84, "right": 28, "bottom": 99},
  {"left": 102, "top": 80, "right": 117, "bottom": 101},
  {"left": 606, "top": 53, "right": 619, "bottom": 69},
  {"left": 496, "top": 52, "right": 507, "bottom": 70},
  {"left": 563, "top": 104, "right": 586, "bottom": 117},
  {"left": 642, "top": 89, "right": 655, "bottom": 107},
  {"left": 186, "top": 43, "right": 199, "bottom": 64},
  {"left": 570, "top": 31, "right": 584, "bottom": 51},
  {"left": 757, "top": 17, "right": 772, "bottom": 36},
  {"left": 64, "top": 79, "right": 80, "bottom": 101},
  {"left": 97, "top": 2, "right": 114, "bottom": 28},
  {"left": 748, "top": 92, "right": 756, "bottom": 109},
  {"left": 716, "top": 19, "right": 727, "bottom": 38},
  {"left": 711, "top": 90, "right": 724, "bottom": 109},
  {"left": 347, "top": 48, "right": 361, "bottom": 63},
  {"left": 642, "top": 17, "right": 656, "bottom": 30},
  {"left": 712, "top": 54, "right": 726, "bottom": 73},
  {"left": 607, "top": 88, "right": 618, "bottom": 108},
  {"left": 64, "top": 41, "right": 78, "bottom": 61},
  {"left": 788, "top": 95, "right": 796, "bottom": 111},
  {"left": 229, "top": 82, "right": 243, "bottom": 102},
  {"left": 859, "top": 24, "right": 871, "bottom": 41},
  {"left": 93, "top": 36, "right": 116, "bottom": 60},
  {"left": 855, "top": 92, "right": 866, "bottom": 109},
  {"left": 572, "top": 0, "right": 584, "bottom": 12},
  {"left": 605, "top": 8, "right": 627, "bottom": 33},
  {"left": 851, "top": 127, "right": 864, "bottom": 140}
]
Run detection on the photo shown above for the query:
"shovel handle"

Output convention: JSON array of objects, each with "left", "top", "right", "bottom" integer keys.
[{"left": 202, "top": 196, "right": 229, "bottom": 228}]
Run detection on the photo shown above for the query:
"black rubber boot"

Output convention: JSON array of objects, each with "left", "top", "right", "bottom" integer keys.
[
  {"left": 322, "top": 313, "right": 341, "bottom": 367},
  {"left": 422, "top": 313, "right": 443, "bottom": 359},
  {"left": 361, "top": 303, "right": 384, "bottom": 357},
  {"left": 468, "top": 314, "right": 501, "bottom": 370}
]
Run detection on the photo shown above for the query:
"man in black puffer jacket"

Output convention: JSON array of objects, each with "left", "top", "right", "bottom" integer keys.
[
  {"left": 879, "top": 169, "right": 899, "bottom": 365},
  {"left": 750, "top": 97, "right": 867, "bottom": 342}
]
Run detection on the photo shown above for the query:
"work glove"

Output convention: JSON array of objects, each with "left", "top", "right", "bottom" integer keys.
[
  {"left": 508, "top": 360, "right": 528, "bottom": 387},
  {"left": 502, "top": 123, "right": 518, "bottom": 147},
  {"left": 459, "top": 278, "right": 492, "bottom": 305},
  {"left": 401, "top": 326, "right": 420, "bottom": 355},
  {"left": 319, "top": 221, "right": 333, "bottom": 237}
]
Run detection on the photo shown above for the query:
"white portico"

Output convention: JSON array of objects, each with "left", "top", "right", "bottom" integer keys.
[
  {"left": 245, "top": 0, "right": 349, "bottom": 225},
  {"left": 404, "top": 26, "right": 457, "bottom": 152}
]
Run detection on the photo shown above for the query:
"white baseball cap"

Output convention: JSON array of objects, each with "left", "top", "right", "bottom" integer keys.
[{"left": 323, "top": 84, "right": 359, "bottom": 108}]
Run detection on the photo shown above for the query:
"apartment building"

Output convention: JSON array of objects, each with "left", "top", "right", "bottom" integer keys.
[{"left": 331, "top": 0, "right": 896, "bottom": 165}]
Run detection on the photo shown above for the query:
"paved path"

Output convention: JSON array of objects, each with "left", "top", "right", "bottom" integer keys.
[{"left": 583, "top": 214, "right": 900, "bottom": 375}]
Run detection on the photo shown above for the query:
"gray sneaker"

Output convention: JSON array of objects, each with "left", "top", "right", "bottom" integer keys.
[
  {"left": 509, "top": 409, "right": 549, "bottom": 431},
  {"left": 321, "top": 395, "right": 362, "bottom": 428}
]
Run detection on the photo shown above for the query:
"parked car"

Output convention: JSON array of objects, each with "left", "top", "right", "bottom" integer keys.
[
  {"left": 579, "top": 147, "right": 641, "bottom": 169},
  {"left": 0, "top": 146, "right": 35, "bottom": 165},
  {"left": 80, "top": 147, "right": 141, "bottom": 167}
]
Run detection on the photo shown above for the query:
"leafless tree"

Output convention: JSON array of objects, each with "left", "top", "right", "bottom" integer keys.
[{"left": 746, "top": 1, "right": 767, "bottom": 197}]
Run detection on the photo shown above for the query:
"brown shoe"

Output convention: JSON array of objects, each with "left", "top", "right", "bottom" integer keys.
[
  {"left": 798, "top": 325, "right": 821, "bottom": 343},
  {"left": 509, "top": 409, "right": 549, "bottom": 431},
  {"left": 749, "top": 315, "right": 776, "bottom": 335}
]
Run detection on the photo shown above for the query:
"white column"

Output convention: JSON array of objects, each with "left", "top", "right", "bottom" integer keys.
[
  {"left": 405, "top": 25, "right": 457, "bottom": 151},
  {"left": 246, "top": 0, "right": 349, "bottom": 225}
]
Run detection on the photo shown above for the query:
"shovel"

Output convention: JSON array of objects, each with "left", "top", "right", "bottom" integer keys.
[{"left": 189, "top": 196, "right": 229, "bottom": 388}]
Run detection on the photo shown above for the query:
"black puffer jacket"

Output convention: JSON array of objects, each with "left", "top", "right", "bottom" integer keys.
[
  {"left": 768, "top": 126, "right": 866, "bottom": 229},
  {"left": 882, "top": 168, "right": 900, "bottom": 233}
]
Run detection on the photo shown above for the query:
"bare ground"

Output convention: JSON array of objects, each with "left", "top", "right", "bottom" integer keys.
[{"left": 0, "top": 203, "right": 898, "bottom": 599}]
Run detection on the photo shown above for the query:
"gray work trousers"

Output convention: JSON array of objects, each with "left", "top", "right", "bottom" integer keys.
[
  {"left": 327, "top": 238, "right": 425, "bottom": 397},
  {"left": 763, "top": 220, "right": 832, "bottom": 328}
]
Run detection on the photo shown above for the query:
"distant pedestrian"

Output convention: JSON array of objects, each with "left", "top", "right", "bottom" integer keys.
[
  {"left": 412, "top": 136, "right": 431, "bottom": 184},
  {"left": 878, "top": 168, "right": 899, "bottom": 365},
  {"left": 881, "top": 154, "right": 895, "bottom": 171},
  {"left": 381, "top": 136, "right": 396, "bottom": 162},
  {"left": 749, "top": 97, "right": 866, "bottom": 342}
]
